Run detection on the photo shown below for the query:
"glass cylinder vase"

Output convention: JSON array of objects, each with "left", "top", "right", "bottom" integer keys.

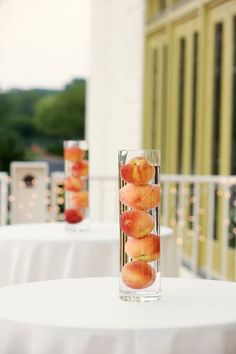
[
  {"left": 64, "top": 140, "right": 89, "bottom": 231},
  {"left": 119, "top": 149, "right": 161, "bottom": 302}
]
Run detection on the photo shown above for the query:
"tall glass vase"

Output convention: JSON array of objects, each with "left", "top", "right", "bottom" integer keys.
[
  {"left": 64, "top": 140, "right": 89, "bottom": 231},
  {"left": 118, "top": 149, "right": 161, "bottom": 302}
]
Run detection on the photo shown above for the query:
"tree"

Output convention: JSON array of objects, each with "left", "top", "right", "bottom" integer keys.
[
  {"left": 0, "top": 128, "right": 25, "bottom": 172},
  {"left": 35, "top": 80, "right": 85, "bottom": 139}
]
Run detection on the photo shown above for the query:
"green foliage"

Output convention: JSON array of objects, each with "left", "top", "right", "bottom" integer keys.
[
  {"left": 0, "top": 128, "right": 25, "bottom": 172},
  {"left": 8, "top": 115, "right": 37, "bottom": 139},
  {"left": 35, "top": 79, "right": 85, "bottom": 139},
  {"left": 0, "top": 78, "right": 86, "bottom": 169},
  {"left": 3, "top": 89, "right": 58, "bottom": 117}
]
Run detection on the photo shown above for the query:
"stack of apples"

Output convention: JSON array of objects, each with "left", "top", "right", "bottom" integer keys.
[
  {"left": 119, "top": 156, "right": 161, "bottom": 289},
  {"left": 64, "top": 145, "right": 89, "bottom": 224}
]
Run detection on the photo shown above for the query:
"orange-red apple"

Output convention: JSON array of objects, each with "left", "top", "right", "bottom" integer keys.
[
  {"left": 125, "top": 233, "right": 160, "bottom": 262},
  {"left": 119, "top": 183, "right": 161, "bottom": 210},
  {"left": 121, "top": 260, "right": 156, "bottom": 289},
  {"left": 65, "top": 208, "right": 84, "bottom": 223},
  {"left": 71, "top": 191, "right": 89, "bottom": 209},
  {"left": 64, "top": 176, "right": 84, "bottom": 192},
  {"left": 71, "top": 160, "right": 89, "bottom": 177},
  {"left": 120, "top": 210, "right": 154, "bottom": 238},
  {"left": 64, "top": 146, "right": 85, "bottom": 162},
  {"left": 120, "top": 156, "right": 155, "bottom": 185}
]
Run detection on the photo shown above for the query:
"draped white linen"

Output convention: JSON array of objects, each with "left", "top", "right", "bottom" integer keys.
[
  {"left": 0, "top": 222, "right": 177, "bottom": 287},
  {"left": 0, "top": 277, "right": 235, "bottom": 354}
]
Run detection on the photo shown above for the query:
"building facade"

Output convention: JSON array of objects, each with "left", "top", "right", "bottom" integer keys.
[
  {"left": 144, "top": 0, "right": 236, "bottom": 279},
  {"left": 144, "top": 0, "right": 236, "bottom": 176}
]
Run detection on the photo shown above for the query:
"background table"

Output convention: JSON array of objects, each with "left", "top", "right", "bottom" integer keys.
[
  {"left": 0, "top": 277, "right": 235, "bottom": 354},
  {"left": 0, "top": 222, "right": 177, "bottom": 287}
]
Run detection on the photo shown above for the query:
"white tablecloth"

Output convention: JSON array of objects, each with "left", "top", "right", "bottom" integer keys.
[
  {"left": 0, "top": 277, "right": 235, "bottom": 354},
  {"left": 0, "top": 222, "right": 177, "bottom": 287}
]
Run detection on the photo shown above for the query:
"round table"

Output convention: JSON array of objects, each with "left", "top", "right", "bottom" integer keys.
[
  {"left": 0, "top": 222, "right": 177, "bottom": 287},
  {"left": 0, "top": 277, "right": 235, "bottom": 354}
]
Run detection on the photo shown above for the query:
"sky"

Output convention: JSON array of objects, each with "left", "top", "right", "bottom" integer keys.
[{"left": 0, "top": 0, "right": 91, "bottom": 91}]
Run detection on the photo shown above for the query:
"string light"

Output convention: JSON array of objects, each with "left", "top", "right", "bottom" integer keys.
[
  {"left": 32, "top": 178, "right": 38, "bottom": 186},
  {"left": 217, "top": 189, "right": 223, "bottom": 197},
  {"left": 199, "top": 208, "right": 205, "bottom": 215},
  {"left": 176, "top": 238, "right": 183, "bottom": 245},
  {"left": 176, "top": 209, "right": 183, "bottom": 216},
  {"left": 57, "top": 197, "right": 64, "bottom": 205},
  {"left": 199, "top": 235, "right": 206, "bottom": 242},
  {"left": 224, "top": 192, "right": 231, "bottom": 199},
  {"left": 8, "top": 195, "right": 15, "bottom": 202},
  {"left": 223, "top": 218, "right": 230, "bottom": 226}
]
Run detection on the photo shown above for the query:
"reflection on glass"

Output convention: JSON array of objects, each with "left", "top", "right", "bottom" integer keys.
[
  {"left": 161, "top": 45, "right": 168, "bottom": 173},
  {"left": 151, "top": 48, "right": 158, "bottom": 148}
]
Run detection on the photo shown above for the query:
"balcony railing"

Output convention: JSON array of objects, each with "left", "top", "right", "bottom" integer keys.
[
  {"left": 50, "top": 172, "right": 236, "bottom": 281},
  {"left": 0, "top": 171, "right": 235, "bottom": 281}
]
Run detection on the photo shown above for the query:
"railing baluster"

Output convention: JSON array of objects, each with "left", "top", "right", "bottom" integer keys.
[
  {"left": 176, "top": 182, "right": 185, "bottom": 265},
  {"left": 221, "top": 184, "right": 230, "bottom": 280},
  {"left": 192, "top": 182, "right": 200, "bottom": 275},
  {"left": 0, "top": 173, "right": 8, "bottom": 226},
  {"left": 206, "top": 183, "right": 215, "bottom": 279}
]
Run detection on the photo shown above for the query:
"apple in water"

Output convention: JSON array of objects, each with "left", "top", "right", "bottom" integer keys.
[
  {"left": 125, "top": 233, "right": 160, "bottom": 262},
  {"left": 64, "top": 146, "right": 85, "bottom": 162},
  {"left": 65, "top": 209, "right": 84, "bottom": 223},
  {"left": 71, "top": 191, "right": 89, "bottom": 209},
  {"left": 120, "top": 210, "right": 154, "bottom": 238},
  {"left": 120, "top": 156, "right": 155, "bottom": 185},
  {"left": 119, "top": 183, "right": 161, "bottom": 210},
  {"left": 64, "top": 176, "right": 84, "bottom": 192},
  {"left": 71, "top": 160, "right": 89, "bottom": 177},
  {"left": 122, "top": 260, "right": 156, "bottom": 289}
]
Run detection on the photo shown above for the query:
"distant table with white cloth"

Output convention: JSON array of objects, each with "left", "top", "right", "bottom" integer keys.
[
  {"left": 0, "top": 222, "right": 178, "bottom": 287},
  {"left": 0, "top": 277, "right": 235, "bottom": 354}
]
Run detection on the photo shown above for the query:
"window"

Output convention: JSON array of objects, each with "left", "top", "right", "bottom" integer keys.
[
  {"left": 212, "top": 23, "right": 223, "bottom": 175},
  {"left": 231, "top": 17, "right": 236, "bottom": 175},
  {"left": 191, "top": 32, "right": 199, "bottom": 174},
  {"left": 229, "top": 16, "right": 236, "bottom": 249},
  {"left": 160, "top": 0, "right": 166, "bottom": 11},
  {"left": 177, "top": 38, "right": 186, "bottom": 174}
]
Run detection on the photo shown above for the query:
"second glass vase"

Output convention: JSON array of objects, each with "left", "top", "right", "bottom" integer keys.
[{"left": 64, "top": 140, "right": 89, "bottom": 231}]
